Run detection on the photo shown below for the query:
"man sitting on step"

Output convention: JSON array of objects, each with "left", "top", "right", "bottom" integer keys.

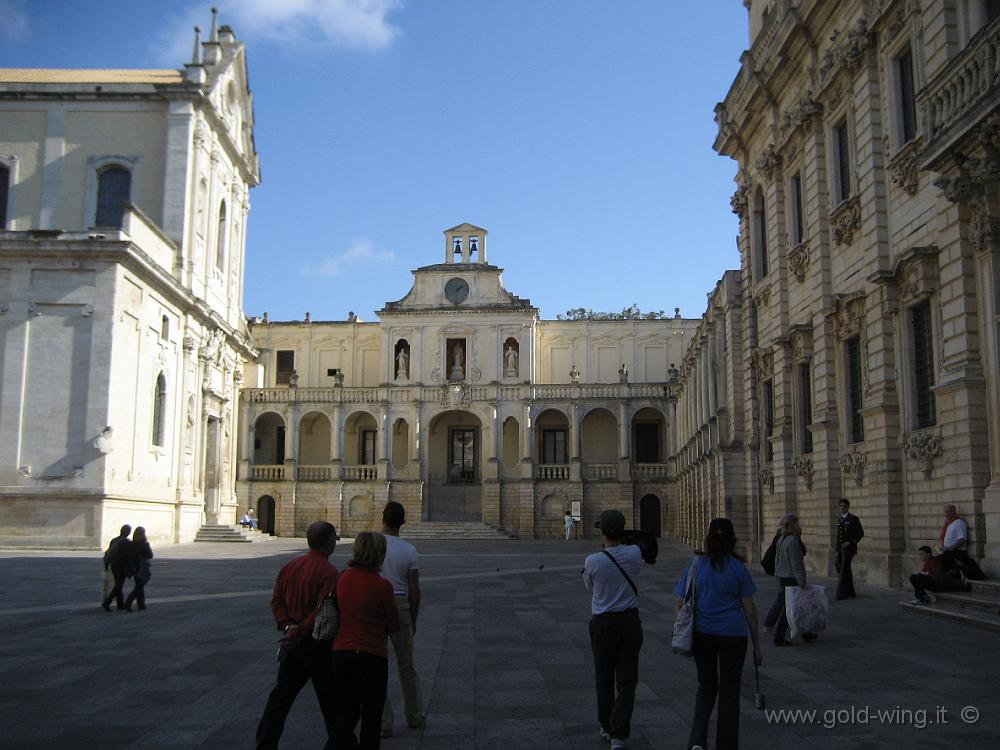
[
  {"left": 908, "top": 545, "right": 970, "bottom": 604},
  {"left": 240, "top": 509, "right": 257, "bottom": 530}
]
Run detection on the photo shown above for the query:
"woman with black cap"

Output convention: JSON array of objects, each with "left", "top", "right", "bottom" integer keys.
[{"left": 674, "top": 518, "right": 762, "bottom": 750}]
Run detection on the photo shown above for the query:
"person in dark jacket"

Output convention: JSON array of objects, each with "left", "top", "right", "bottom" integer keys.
[
  {"left": 909, "top": 545, "right": 970, "bottom": 603},
  {"left": 101, "top": 525, "right": 133, "bottom": 611},
  {"left": 771, "top": 514, "right": 817, "bottom": 645},
  {"left": 835, "top": 498, "right": 864, "bottom": 600},
  {"left": 125, "top": 527, "right": 153, "bottom": 611}
]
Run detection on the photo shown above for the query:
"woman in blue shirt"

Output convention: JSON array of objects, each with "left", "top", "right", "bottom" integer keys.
[{"left": 674, "top": 518, "right": 762, "bottom": 750}]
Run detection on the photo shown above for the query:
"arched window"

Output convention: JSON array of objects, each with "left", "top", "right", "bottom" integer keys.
[
  {"left": 152, "top": 373, "right": 167, "bottom": 447},
  {"left": 95, "top": 166, "right": 131, "bottom": 228},
  {"left": 0, "top": 163, "right": 9, "bottom": 228},
  {"left": 216, "top": 199, "right": 227, "bottom": 271},
  {"left": 752, "top": 187, "right": 769, "bottom": 280}
]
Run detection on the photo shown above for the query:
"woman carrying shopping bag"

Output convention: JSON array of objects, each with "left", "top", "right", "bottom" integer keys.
[
  {"left": 674, "top": 518, "right": 763, "bottom": 750},
  {"left": 771, "top": 514, "right": 818, "bottom": 645}
]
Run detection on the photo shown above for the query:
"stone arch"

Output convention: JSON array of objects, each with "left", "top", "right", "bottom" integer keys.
[
  {"left": 253, "top": 411, "right": 286, "bottom": 465},
  {"left": 427, "top": 409, "right": 484, "bottom": 483},
  {"left": 392, "top": 417, "right": 410, "bottom": 470},
  {"left": 632, "top": 406, "right": 665, "bottom": 464},
  {"left": 581, "top": 406, "right": 618, "bottom": 464},
  {"left": 298, "top": 411, "right": 331, "bottom": 465},
  {"left": 257, "top": 495, "right": 276, "bottom": 535},
  {"left": 639, "top": 493, "right": 662, "bottom": 537},
  {"left": 535, "top": 408, "right": 570, "bottom": 465},
  {"left": 344, "top": 410, "right": 378, "bottom": 465},
  {"left": 536, "top": 491, "right": 568, "bottom": 538},
  {"left": 502, "top": 415, "right": 520, "bottom": 471}
]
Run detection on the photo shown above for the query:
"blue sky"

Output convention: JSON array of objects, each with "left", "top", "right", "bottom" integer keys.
[{"left": 2, "top": 0, "right": 749, "bottom": 322}]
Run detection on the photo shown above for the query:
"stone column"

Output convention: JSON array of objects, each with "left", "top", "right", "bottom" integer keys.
[
  {"left": 569, "top": 400, "right": 581, "bottom": 481},
  {"left": 330, "top": 402, "right": 342, "bottom": 479},
  {"left": 377, "top": 402, "right": 389, "bottom": 481},
  {"left": 162, "top": 102, "right": 194, "bottom": 254}
]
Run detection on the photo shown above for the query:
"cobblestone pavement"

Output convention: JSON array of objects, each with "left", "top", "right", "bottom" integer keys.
[{"left": 0, "top": 536, "right": 997, "bottom": 749}]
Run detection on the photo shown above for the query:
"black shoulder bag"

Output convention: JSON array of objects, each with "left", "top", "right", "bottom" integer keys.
[{"left": 602, "top": 549, "right": 638, "bottom": 595}]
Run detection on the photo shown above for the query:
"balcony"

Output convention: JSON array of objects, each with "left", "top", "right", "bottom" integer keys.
[
  {"left": 633, "top": 463, "right": 670, "bottom": 481},
  {"left": 583, "top": 463, "right": 618, "bottom": 480},
  {"left": 536, "top": 464, "right": 569, "bottom": 480},
  {"left": 251, "top": 464, "right": 285, "bottom": 480},
  {"left": 297, "top": 465, "right": 331, "bottom": 481},
  {"left": 343, "top": 465, "right": 377, "bottom": 481},
  {"left": 920, "top": 16, "right": 1000, "bottom": 168}
]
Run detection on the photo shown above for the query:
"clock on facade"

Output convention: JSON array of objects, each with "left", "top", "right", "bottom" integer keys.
[{"left": 444, "top": 277, "right": 470, "bottom": 304}]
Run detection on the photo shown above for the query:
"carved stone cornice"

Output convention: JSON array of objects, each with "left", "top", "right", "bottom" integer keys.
[
  {"left": 778, "top": 91, "right": 823, "bottom": 146},
  {"left": 789, "top": 325, "right": 813, "bottom": 361},
  {"left": 971, "top": 201, "right": 1000, "bottom": 253},
  {"left": 757, "top": 465, "right": 774, "bottom": 494},
  {"left": 887, "top": 137, "right": 922, "bottom": 195},
  {"left": 813, "top": 18, "right": 872, "bottom": 99},
  {"left": 793, "top": 455, "right": 814, "bottom": 490},
  {"left": 839, "top": 445, "right": 868, "bottom": 487},
  {"left": 754, "top": 145, "right": 782, "bottom": 181},
  {"left": 903, "top": 431, "right": 943, "bottom": 478},
  {"left": 933, "top": 117, "right": 1000, "bottom": 202},
  {"left": 787, "top": 241, "right": 810, "bottom": 282},
  {"left": 752, "top": 346, "right": 774, "bottom": 379},
  {"left": 830, "top": 196, "right": 862, "bottom": 246},
  {"left": 830, "top": 293, "right": 866, "bottom": 340},
  {"left": 731, "top": 184, "right": 749, "bottom": 219},
  {"left": 897, "top": 253, "right": 937, "bottom": 305}
]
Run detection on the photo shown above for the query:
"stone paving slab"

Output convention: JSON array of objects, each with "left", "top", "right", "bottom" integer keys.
[{"left": 0, "top": 537, "right": 998, "bottom": 749}]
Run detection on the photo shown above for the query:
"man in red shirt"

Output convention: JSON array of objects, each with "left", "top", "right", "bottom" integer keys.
[{"left": 256, "top": 521, "right": 341, "bottom": 750}]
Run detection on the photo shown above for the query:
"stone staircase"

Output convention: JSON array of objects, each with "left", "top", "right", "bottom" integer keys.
[
  {"left": 900, "top": 579, "right": 1000, "bottom": 633},
  {"left": 400, "top": 522, "right": 517, "bottom": 541},
  {"left": 194, "top": 524, "right": 275, "bottom": 543}
]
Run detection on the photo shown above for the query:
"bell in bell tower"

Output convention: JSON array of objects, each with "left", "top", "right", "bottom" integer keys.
[{"left": 443, "top": 223, "right": 488, "bottom": 264}]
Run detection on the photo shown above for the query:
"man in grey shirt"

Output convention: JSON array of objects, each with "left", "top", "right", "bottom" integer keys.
[{"left": 582, "top": 510, "right": 643, "bottom": 750}]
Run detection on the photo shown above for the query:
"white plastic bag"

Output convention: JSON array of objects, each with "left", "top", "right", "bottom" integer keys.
[{"left": 784, "top": 584, "right": 828, "bottom": 639}]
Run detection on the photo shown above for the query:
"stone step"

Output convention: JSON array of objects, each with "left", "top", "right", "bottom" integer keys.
[
  {"left": 900, "top": 600, "right": 1000, "bottom": 634},
  {"left": 934, "top": 591, "right": 1000, "bottom": 616},
  {"left": 400, "top": 523, "right": 516, "bottom": 540},
  {"left": 969, "top": 579, "right": 1000, "bottom": 598},
  {"left": 194, "top": 524, "right": 274, "bottom": 543}
]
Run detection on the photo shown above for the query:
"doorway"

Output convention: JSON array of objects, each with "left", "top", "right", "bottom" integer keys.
[
  {"left": 639, "top": 494, "right": 661, "bottom": 537},
  {"left": 257, "top": 495, "right": 276, "bottom": 535}
]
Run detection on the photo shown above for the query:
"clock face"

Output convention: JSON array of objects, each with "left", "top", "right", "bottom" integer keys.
[{"left": 444, "top": 277, "right": 470, "bottom": 304}]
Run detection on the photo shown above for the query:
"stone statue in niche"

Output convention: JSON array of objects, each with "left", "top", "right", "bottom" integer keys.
[
  {"left": 504, "top": 344, "right": 519, "bottom": 377},
  {"left": 619, "top": 363, "right": 629, "bottom": 383},
  {"left": 570, "top": 364, "right": 580, "bottom": 384},
  {"left": 668, "top": 363, "right": 679, "bottom": 383},
  {"left": 449, "top": 342, "right": 465, "bottom": 380},
  {"left": 396, "top": 347, "right": 409, "bottom": 380}
]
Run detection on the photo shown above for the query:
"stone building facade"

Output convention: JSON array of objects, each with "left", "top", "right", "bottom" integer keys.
[
  {"left": 238, "top": 224, "right": 699, "bottom": 538},
  {"left": 0, "top": 13, "right": 259, "bottom": 547},
  {"left": 681, "top": 0, "right": 1000, "bottom": 581}
]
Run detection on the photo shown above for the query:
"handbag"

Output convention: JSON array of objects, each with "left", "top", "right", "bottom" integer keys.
[
  {"left": 312, "top": 592, "right": 341, "bottom": 642},
  {"left": 672, "top": 557, "right": 698, "bottom": 656},
  {"left": 761, "top": 533, "right": 779, "bottom": 576},
  {"left": 784, "top": 584, "right": 828, "bottom": 639}
]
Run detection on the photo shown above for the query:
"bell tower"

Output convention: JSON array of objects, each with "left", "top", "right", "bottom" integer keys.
[{"left": 443, "top": 223, "right": 488, "bottom": 264}]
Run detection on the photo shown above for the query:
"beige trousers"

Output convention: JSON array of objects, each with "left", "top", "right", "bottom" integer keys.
[{"left": 382, "top": 596, "right": 425, "bottom": 731}]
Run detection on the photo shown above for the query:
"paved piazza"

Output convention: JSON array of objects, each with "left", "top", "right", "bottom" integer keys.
[{"left": 0, "top": 537, "right": 997, "bottom": 749}]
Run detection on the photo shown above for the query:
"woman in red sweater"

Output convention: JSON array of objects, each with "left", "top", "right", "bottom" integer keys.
[{"left": 331, "top": 531, "right": 400, "bottom": 749}]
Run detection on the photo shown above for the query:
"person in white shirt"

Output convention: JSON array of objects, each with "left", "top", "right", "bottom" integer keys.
[
  {"left": 379, "top": 502, "right": 425, "bottom": 738},
  {"left": 564, "top": 510, "right": 575, "bottom": 541},
  {"left": 582, "top": 509, "right": 643, "bottom": 750}
]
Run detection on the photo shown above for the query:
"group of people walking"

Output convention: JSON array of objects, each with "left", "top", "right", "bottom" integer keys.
[
  {"left": 256, "top": 502, "right": 424, "bottom": 750},
  {"left": 101, "top": 524, "right": 154, "bottom": 612}
]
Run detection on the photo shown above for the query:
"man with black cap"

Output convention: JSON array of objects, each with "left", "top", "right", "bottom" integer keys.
[
  {"left": 582, "top": 509, "right": 643, "bottom": 750},
  {"left": 256, "top": 521, "right": 341, "bottom": 750}
]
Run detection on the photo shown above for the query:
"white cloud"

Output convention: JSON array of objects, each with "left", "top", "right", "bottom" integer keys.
[
  {"left": 153, "top": 0, "right": 403, "bottom": 66},
  {"left": 0, "top": 0, "right": 29, "bottom": 44},
  {"left": 302, "top": 238, "right": 396, "bottom": 278}
]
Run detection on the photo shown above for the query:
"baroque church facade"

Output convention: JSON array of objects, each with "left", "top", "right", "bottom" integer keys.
[
  {"left": 0, "top": 14, "right": 258, "bottom": 547},
  {"left": 239, "top": 224, "right": 697, "bottom": 539},
  {"left": 670, "top": 0, "right": 1000, "bottom": 581}
]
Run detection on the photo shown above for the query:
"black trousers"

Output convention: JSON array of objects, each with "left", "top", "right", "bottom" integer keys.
[
  {"left": 589, "top": 608, "right": 643, "bottom": 741},
  {"left": 909, "top": 573, "right": 968, "bottom": 600},
  {"left": 125, "top": 579, "right": 146, "bottom": 609},
  {"left": 773, "top": 577, "right": 815, "bottom": 643},
  {"left": 102, "top": 569, "right": 128, "bottom": 610},
  {"left": 688, "top": 631, "right": 748, "bottom": 750},
  {"left": 256, "top": 638, "right": 338, "bottom": 750},
  {"left": 330, "top": 650, "right": 388, "bottom": 750},
  {"left": 835, "top": 545, "right": 856, "bottom": 599}
]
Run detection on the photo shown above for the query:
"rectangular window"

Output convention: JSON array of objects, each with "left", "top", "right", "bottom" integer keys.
[
  {"left": 846, "top": 337, "right": 865, "bottom": 443},
  {"left": 799, "top": 362, "right": 813, "bottom": 454},
  {"left": 763, "top": 380, "right": 774, "bottom": 463},
  {"left": 635, "top": 423, "right": 660, "bottom": 463},
  {"left": 834, "top": 121, "right": 852, "bottom": 204},
  {"left": 896, "top": 47, "right": 918, "bottom": 144},
  {"left": 790, "top": 173, "right": 804, "bottom": 245},
  {"left": 449, "top": 428, "right": 476, "bottom": 481},
  {"left": 360, "top": 429, "right": 376, "bottom": 465},
  {"left": 275, "top": 350, "right": 295, "bottom": 385},
  {"left": 542, "top": 429, "right": 568, "bottom": 464},
  {"left": 912, "top": 300, "right": 937, "bottom": 428}
]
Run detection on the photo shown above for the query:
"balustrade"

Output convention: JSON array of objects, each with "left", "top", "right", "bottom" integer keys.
[
  {"left": 251, "top": 464, "right": 285, "bottom": 480},
  {"left": 343, "top": 465, "right": 377, "bottom": 481},
  {"left": 584, "top": 463, "right": 618, "bottom": 480},
  {"left": 297, "top": 465, "right": 332, "bottom": 481},
  {"left": 536, "top": 464, "right": 570, "bottom": 480},
  {"left": 633, "top": 463, "right": 670, "bottom": 480}
]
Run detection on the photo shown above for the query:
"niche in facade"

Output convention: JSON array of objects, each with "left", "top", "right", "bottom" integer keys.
[
  {"left": 503, "top": 337, "right": 520, "bottom": 379},
  {"left": 447, "top": 338, "right": 466, "bottom": 381},
  {"left": 394, "top": 339, "right": 410, "bottom": 381}
]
